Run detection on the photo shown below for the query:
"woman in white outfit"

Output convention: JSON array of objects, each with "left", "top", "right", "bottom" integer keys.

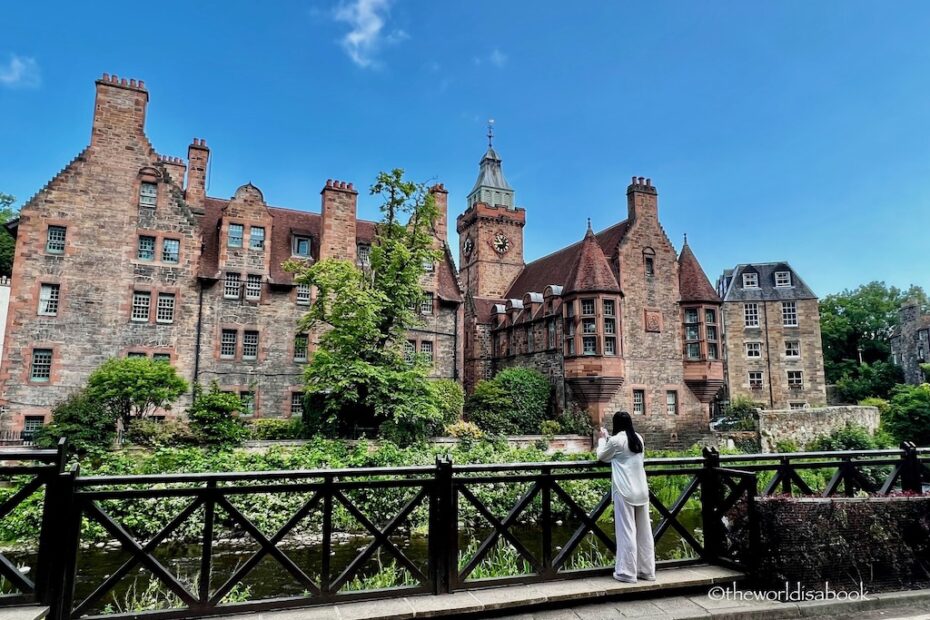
[{"left": 596, "top": 410, "right": 655, "bottom": 583}]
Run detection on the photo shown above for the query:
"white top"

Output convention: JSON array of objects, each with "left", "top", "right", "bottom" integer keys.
[{"left": 596, "top": 432, "right": 649, "bottom": 506}]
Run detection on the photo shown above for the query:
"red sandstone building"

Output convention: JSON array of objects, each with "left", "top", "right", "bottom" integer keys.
[{"left": 0, "top": 75, "right": 462, "bottom": 432}]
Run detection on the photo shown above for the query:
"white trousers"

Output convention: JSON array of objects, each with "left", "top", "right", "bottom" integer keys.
[{"left": 612, "top": 491, "right": 655, "bottom": 582}]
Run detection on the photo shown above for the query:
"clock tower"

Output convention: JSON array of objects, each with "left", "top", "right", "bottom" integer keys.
[{"left": 456, "top": 124, "right": 526, "bottom": 299}]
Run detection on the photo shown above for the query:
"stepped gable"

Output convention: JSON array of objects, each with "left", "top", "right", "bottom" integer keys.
[
  {"left": 678, "top": 241, "right": 721, "bottom": 303},
  {"left": 505, "top": 219, "right": 628, "bottom": 299},
  {"left": 563, "top": 224, "right": 621, "bottom": 295}
]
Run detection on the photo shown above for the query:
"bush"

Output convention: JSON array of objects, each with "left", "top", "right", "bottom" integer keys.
[
  {"left": 859, "top": 397, "right": 890, "bottom": 416},
  {"left": 555, "top": 407, "right": 595, "bottom": 436},
  {"left": 540, "top": 420, "right": 561, "bottom": 439},
  {"left": 726, "top": 395, "right": 759, "bottom": 418},
  {"left": 187, "top": 384, "right": 249, "bottom": 447},
  {"left": 774, "top": 439, "right": 799, "bottom": 453},
  {"left": 882, "top": 383, "right": 930, "bottom": 446},
  {"left": 921, "top": 364, "right": 930, "bottom": 383},
  {"left": 85, "top": 357, "right": 189, "bottom": 430},
  {"left": 808, "top": 423, "right": 888, "bottom": 452},
  {"left": 835, "top": 361, "right": 904, "bottom": 403},
  {"left": 125, "top": 418, "right": 194, "bottom": 448},
  {"left": 464, "top": 380, "right": 517, "bottom": 436},
  {"left": 493, "top": 368, "right": 552, "bottom": 433},
  {"left": 35, "top": 391, "right": 115, "bottom": 453},
  {"left": 445, "top": 420, "right": 483, "bottom": 440},
  {"left": 248, "top": 418, "right": 303, "bottom": 440},
  {"left": 431, "top": 379, "right": 465, "bottom": 434}
]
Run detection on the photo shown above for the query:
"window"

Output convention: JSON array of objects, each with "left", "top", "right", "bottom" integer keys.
[
  {"left": 220, "top": 330, "right": 237, "bottom": 359},
  {"left": 686, "top": 342, "right": 701, "bottom": 359},
  {"left": 249, "top": 227, "right": 265, "bottom": 250},
  {"left": 583, "top": 336, "right": 597, "bottom": 355},
  {"left": 420, "top": 292, "right": 434, "bottom": 314},
  {"left": 38, "top": 284, "right": 60, "bottom": 316},
  {"left": 139, "top": 182, "right": 158, "bottom": 207},
  {"left": 643, "top": 248, "right": 656, "bottom": 277},
  {"left": 243, "top": 331, "right": 259, "bottom": 360},
  {"left": 137, "top": 235, "right": 156, "bottom": 261},
  {"left": 789, "top": 402, "right": 806, "bottom": 410},
  {"left": 46, "top": 226, "right": 66, "bottom": 254},
  {"left": 746, "top": 342, "right": 762, "bottom": 357},
  {"left": 566, "top": 301, "right": 575, "bottom": 318},
  {"left": 22, "top": 416, "right": 45, "bottom": 441},
  {"left": 228, "top": 224, "right": 243, "bottom": 248},
  {"left": 423, "top": 259, "right": 434, "bottom": 272},
  {"left": 224, "top": 273, "right": 241, "bottom": 299},
  {"left": 744, "top": 303, "right": 759, "bottom": 327},
  {"left": 239, "top": 391, "right": 255, "bottom": 416},
  {"left": 605, "top": 337, "right": 616, "bottom": 355},
  {"left": 127, "top": 352, "right": 147, "bottom": 358},
  {"left": 604, "top": 299, "right": 615, "bottom": 316},
  {"left": 291, "top": 392, "right": 305, "bottom": 417},
  {"left": 742, "top": 272, "right": 759, "bottom": 288},
  {"left": 294, "top": 334, "right": 308, "bottom": 362},
  {"left": 404, "top": 340, "right": 416, "bottom": 364},
  {"left": 748, "top": 371, "right": 764, "bottom": 388},
  {"left": 604, "top": 318, "right": 616, "bottom": 335},
  {"left": 581, "top": 299, "right": 595, "bottom": 316},
  {"left": 707, "top": 342, "right": 718, "bottom": 360},
  {"left": 156, "top": 293, "right": 175, "bottom": 324},
  {"left": 131, "top": 292, "right": 151, "bottom": 322},
  {"left": 420, "top": 341, "right": 433, "bottom": 364},
  {"left": 357, "top": 244, "right": 370, "bottom": 266},
  {"left": 705, "top": 309, "right": 716, "bottom": 324},
  {"left": 685, "top": 308, "right": 699, "bottom": 324},
  {"left": 153, "top": 353, "right": 171, "bottom": 363},
  {"left": 162, "top": 239, "right": 180, "bottom": 263},
  {"left": 782, "top": 301, "right": 798, "bottom": 327},
  {"left": 666, "top": 391, "right": 678, "bottom": 415},
  {"left": 785, "top": 341, "right": 800, "bottom": 357},
  {"left": 705, "top": 326, "right": 717, "bottom": 344},
  {"left": 293, "top": 236, "right": 311, "bottom": 257},
  {"left": 685, "top": 324, "right": 701, "bottom": 341},
  {"left": 633, "top": 390, "right": 645, "bottom": 415},
  {"left": 30, "top": 349, "right": 52, "bottom": 382},
  {"left": 566, "top": 335, "right": 575, "bottom": 356},
  {"left": 526, "top": 326, "right": 534, "bottom": 353},
  {"left": 296, "top": 284, "right": 311, "bottom": 305},
  {"left": 548, "top": 319, "right": 557, "bottom": 349},
  {"left": 787, "top": 370, "right": 803, "bottom": 387},
  {"left": 775, "top": 271, "right": 792, "bottom": 287},
  {"left": 583, "top": 318, "right": 597, "bottom": 334},
  {"left": 245, "top": 274, "right": 262, "bottom": 300}
]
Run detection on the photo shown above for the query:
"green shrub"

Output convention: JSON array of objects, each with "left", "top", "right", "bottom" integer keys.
[
  {"left": 921, "top": 364, "right": 930, "bottom": 383},
  {"left": 493, "top": 368, "right": 552, "bottom": 433},
  {"left": 726, "top": 395, "right": 759, "bottom": 418},
  {"left": 431, "top": 379, "right": 465, "bottom": 434},
  {"left": 187, "top": 383, "right": 249, "bottom": 447},
  {"left": 555, "top": 407, "right": 595, "bottom": 436},
  {"left": 835, "top": 361, "right": 904, "bottom": 403},
  {"left": 445, "top": 420, "right": 483, "bottom": 440},
  {"left": 85, "top": 357, "right": 189, "bottom": 430},
  {"left": 35, "top": 391, "right": 115, "bottom": 453},
  {"left": 859, "top": 397, "right": 890, "bottom": 417},
  {"left": 248, "top": 418, "right": 303, "bottom": 440},
  {"left": 540, "top": 420, "right": 561, "bottom": 439},
  {"left": 774, "top": 439, "right": 798, "bottom": 453},
  {"left": 125, "top": 418, "right": 194, "bottom": 448},
  {"left": 882, "top": 383, "right": 930, "bottom": 445},
  {"left": 464, "top": 380, "right": 516, "bottom": 436},
  {"left": 808, "top": 423, "right": 886, "bottom": 452}
]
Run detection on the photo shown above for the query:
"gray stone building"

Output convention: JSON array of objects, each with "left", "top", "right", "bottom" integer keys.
[
  {"left": 891, "top": 300, "right": 930, "bottom": 384},
  {"left": 717, "top": 263, "right": 827, "bottom": 409}
]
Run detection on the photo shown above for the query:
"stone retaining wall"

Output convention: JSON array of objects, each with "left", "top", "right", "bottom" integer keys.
[{"left": 758, "top": 405, "right": 880, "bottom": 452}]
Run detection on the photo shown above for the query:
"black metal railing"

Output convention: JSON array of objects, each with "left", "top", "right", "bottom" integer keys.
[{"left": 0, "top": 442, "right": 924, "bottom": 618}]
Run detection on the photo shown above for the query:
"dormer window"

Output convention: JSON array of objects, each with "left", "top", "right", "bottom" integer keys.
[
  {"left": 293, "top": 235, "right": 311, "bottom": 258},
  {"left": 228, "top": 224, "right": 244, "bottom": 248},
  {"left": 249, "top": 227, "right": 265, "bottom": 250},
  {"left": 139, "top": 182, "right": 157, "bottom": 208},
  {"left": 742, "top": 272, "right": 759, "bottom": 288},
  {"left": 775, "top": 271, "right": 792, "bottom": 287}
]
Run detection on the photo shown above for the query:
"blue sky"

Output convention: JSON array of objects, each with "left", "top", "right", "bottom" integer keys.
[{"left": 2, "top": 1, "right": 929, "bottom": 297}]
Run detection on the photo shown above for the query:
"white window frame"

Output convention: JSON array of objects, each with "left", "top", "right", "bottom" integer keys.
[
  {"left": 666, "top": 391, "right": 678, "bottom": 415},
  {"left": 290, "top": 393, "right": 305, "bottom": 417},
  {"left": 137, "top": 235, "right": 156, "bottom": 261},
  {"left": 294, "top": 334, "right": 308, "bottom": 362},
  {"left": 242, "top": 331, "right": 259, "bottom": 360},
  {"left": 224, "top": 273, "right": 241, "bottom": 299},
  {"left": 139, "top": 182, "right": 158, "bottom": 207},
  {"left": 245, "top": 274, "right": 262, "bottom": 300},
  {"left": 581, "top": 299, "right": 595, "bottom": 316},
  {"left": 420, "top": 340, "right": 434, "bottom": 364},
  {"left": 420, "top": 292, "right": 434, "bottom": 315},
  {"left": 605, "top": 336, "right": 616, "bottom": 356},
  {"left": 404, "top": 340, "right": 416, "bottom": 364},
  {"left": 785, "top": 341, "right": 801, "bottom": 358},
  {"left": 357, "top": 244, "right": 371, "bottom": 266},
  {"left": 131, "top": 291, "right": 151, "bottom": 322},
  {"left": 38, "top": 283, "right": 60, "bottom": 316},
  {"left": 775, "top": 271, "right": 792, "bottom": 287},
  {"left": 296, "top": 284, "right": 311, "bottom": 305},
  {"left": 249, "top": 226, "right": 265, "bottom": 250},
  {"left": 31, "top": 349, "right": 52, "bottom": 382},
  {"left": 746, "top": 342, "right": 762, "bottom": 358},
  {"left": 46, "top": 226, "right": 66, "bottom": 254},
  {"left": 156, "top": 293, "right": 175, "bottom": 324},
  {"left": 633, "top": 390, "right": 645, "bottom": 415},
  {"left": 228, "top": 224, "right": 244, "bottom": 248},
  {"left": 748, "top": 371, "right": 764, "bottom": 388},
  {"left": 162, "top": 238, "right": 180, "bottom": 264},
  {"left": 787, "top": 370, "right": 803, "bottom": 387},
  {"left": 782, "top": 301, "right": 798, "bottom": 327},
  {"left": 742, "top": 272, "right": 759, "bottom": 288},
  {"left": 744, "top": 303, "right": 759, "bottom": 327},
  {"left": 220, "top": 330, "right": 237, "bottom": 359}
]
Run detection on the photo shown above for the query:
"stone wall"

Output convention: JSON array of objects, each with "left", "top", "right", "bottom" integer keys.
[{"left": 758, "top": 405, "right": 880, "bottom": 452}]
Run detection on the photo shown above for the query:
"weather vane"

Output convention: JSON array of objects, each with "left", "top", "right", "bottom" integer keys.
[{"left": 487, "top": 119, "right": 495, "bottom": 148}]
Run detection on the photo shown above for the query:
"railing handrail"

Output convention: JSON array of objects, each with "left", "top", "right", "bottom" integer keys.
[{"left": 0, "top": 448, "right": 61, "bottom": 463}]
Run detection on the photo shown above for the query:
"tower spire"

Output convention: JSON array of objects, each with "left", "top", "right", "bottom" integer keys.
[{"left": 487, "top": 119, "right": 495, "bottom": 148}]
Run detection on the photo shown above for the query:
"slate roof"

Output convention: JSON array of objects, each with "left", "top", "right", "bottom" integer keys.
[
  {"left": 678, "top": 242, "right": 721, "bottom": 303},
  {"left": 719, "top": 262, "right": 818, "bottom": 302},
  {"left": 471, "top": 147, "right": 512, "bottom": 192}
]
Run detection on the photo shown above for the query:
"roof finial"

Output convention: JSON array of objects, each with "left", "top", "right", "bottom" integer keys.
[
  {"left": 683, "top": 232, "right": 688, "bottom": 246},
  {"left": 487, "top": 119, "right": 495, "bottom": 148},
  {"left": 586, "top": 217, "right": 592, "bottom": 232}
]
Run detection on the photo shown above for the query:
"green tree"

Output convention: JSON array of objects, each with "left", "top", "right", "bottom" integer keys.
[
  {"left": 819, "top": 281, "right": 928, "bottom": 383},
  {"left": 882, "top": 383, "right": 930, "bottom": 446},
  {"left": 0, "top": 193, "right": 18, "bottom": 277},
  {"left": 35, "top": 392, "right": 115, "bottom": 453},
  {"left": 187, "top": 383, "right": 249, "bottom": 447},
  {"left": 492, "top": 368, "right": 553, "bottom": 432},
  {"left": 85, "top": 357, "right": 189, "bottom": 431},
  {"left": 284, "top": 169, "right": 443, "bottom": 442},
  {"left": 464, "top": 380, "right": 518, "bottom": 436}
]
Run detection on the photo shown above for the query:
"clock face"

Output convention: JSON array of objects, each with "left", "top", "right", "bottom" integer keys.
[
  {"left": 463, "top": 237, "right": 474, "bottom": 256},
  {"left": 493, "top": 232, "right": 510, "bottom": 254}
]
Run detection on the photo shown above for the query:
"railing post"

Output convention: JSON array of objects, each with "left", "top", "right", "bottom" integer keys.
[
  {"left": 900, "top": 441, "right": 923, "bottom": 494},
  {"left": 541, "top": 466, "right": 552, "bottom": 578},
  {"left": 430, "top": 456, "right": 454, "bottom": 594},
  {"left": 199, "top": 479, "right": 216, "bottom": 606},
  {"left": 320, "top": 473, "right": 334, "bottom": 598},
  {"left": 47, "top": 464, "right": 80, "bottom": 620},
  {"left": 701, "top": 446, "right": 722, "bottom": 563},
  {"left": 34, "top": 438, "right": 68, "bottom": 605}
]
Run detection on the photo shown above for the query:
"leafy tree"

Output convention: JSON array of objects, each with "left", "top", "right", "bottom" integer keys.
[
  {"left": 882, "top": 383, "right": 930, "bottom": 446},
  {"left": 35, "top": 392, "right": 115, "bottom": 453},
  {"left": 85, "top": 357, "right": 189, "bottom": 431},
  {"left": 431, "top": 378, "right": 465, "bottom": 433},
  {"left": 819, "top": 281, "right": 928, "bottom": 383},
  {"left": 834, "top": 360, "right": 904, "bottom": 402},
  {"left": 464, "top": 380, "right": 517, "bottom": 436},
  {"left": 284, "top": 169, "right": 443, "bottom": 443},
  {"left": 493, "top": 368, "right": 553, "bottom": 432},
  {"left": 0, "top": 193, "right": 18, "bottom": 277},
  {"left": 187, "top": 383, "right": 249, "bottom": 447}
]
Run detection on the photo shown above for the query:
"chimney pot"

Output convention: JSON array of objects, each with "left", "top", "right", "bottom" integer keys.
[
  {"left": 638, "top": 176, "right": 644, "bottom": 184},
  {"left": 631, "top": 176, "right": 637, "bottom": 184},
  {"left": 121, "top": 78, "right": 128, "bottom": 86},
  {"left": 102, "top": 73, "right": 109, "bottom": 81},
  {"left": 130, "top": 79, "right": 136, "bottom": 87},
  {"left": 646, "top": 178, "right": 651, "bottom": 187},
  {"left": 348, "top": 183, "right": 354, "bottom": 190},
  {"left": 139, "top": 80, "right": 145, "bottom": 88}
]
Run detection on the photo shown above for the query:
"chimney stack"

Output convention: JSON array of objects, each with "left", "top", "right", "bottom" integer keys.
[
  {"left": 319, "top": 179, "right": 358, "bottom": 262},
  {"left": 90, "top": 73, "right": 149, "bottom": 150},
  {"left": 186, "top": 138, "right": 210, "bottom": 212},
  {"left": 627, "top": 175, "right": 659, "bottom": 224},
  {"left": 429, "top": 183, "right": 449, "bottom": 248}
]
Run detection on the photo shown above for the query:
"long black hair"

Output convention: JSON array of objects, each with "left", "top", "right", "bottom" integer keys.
[{"left": 612, "top": 411, "right": 643, "bottom": 454}]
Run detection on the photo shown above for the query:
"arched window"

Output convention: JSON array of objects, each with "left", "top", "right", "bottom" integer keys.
[{"left": 642, "top": 247, "right": 656, "bottom": 277}]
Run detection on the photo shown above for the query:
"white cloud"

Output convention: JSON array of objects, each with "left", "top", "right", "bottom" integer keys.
[
  {"left": 0, "top": 55, "right": 40, "bottom": 89},
  {"left": 473, "top": 48, "right": 508, "bottom": 69},
  {"left": 333, "top": 0, "right": 403, "bottom": 68}
]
